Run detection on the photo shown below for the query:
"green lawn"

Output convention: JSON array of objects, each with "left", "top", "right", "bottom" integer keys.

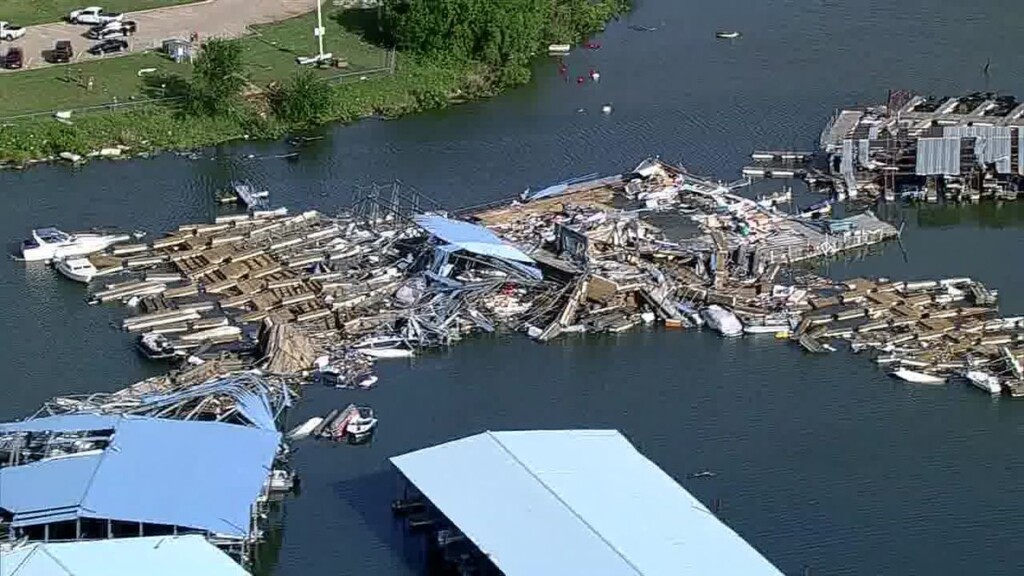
[
  {"left": 0, "top": 10, "right": 389, "bottom": 118},
  {"left": 0, "top": 52, "right": 187, "bottom": 117},
  {"left": 0, "top": 0, "right": 198, "bottom": 26},
  {"left": 242, "top": 12, "right": 389, "bottom": 84}
]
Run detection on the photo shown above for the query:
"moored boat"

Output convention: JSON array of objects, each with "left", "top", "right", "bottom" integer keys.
[
  {"left": 55, "top": 256, "right": 98, "bottom": 283},
  {"left": 20, "top": 227, "right": 135, "bottom": 262}
]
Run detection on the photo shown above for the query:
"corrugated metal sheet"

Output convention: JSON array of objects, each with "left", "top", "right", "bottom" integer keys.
[
  {"left": 391, "top": 430, "right": 784, "bottom": 576},
  {"left": 0, "top": 415, "right": 279, "bottom": 537},
  {"left": 841, "top": 139, "right": 854, "bottom": 174},
  {"left": 0, "top": 535, "right": 250, "bottom": 576},
  {"left": 915, "top": 136, "right": 961, "bottom": 175},
  {"left": 414, "top": 214, "right": 535, "bottom": 264},
  {"left": 1019, "top": 128, "right": 1024, "bottom": 176},
  {"left": 858, "top": 139, "right": 870, "bottom": 166},
  {"left": 944, "top": 126, "right": 1012, "bottom": 173}
]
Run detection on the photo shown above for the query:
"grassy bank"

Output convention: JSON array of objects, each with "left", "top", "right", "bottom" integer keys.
[
  {"left": 0, "top": 0, "right": 198, "bottom": 26},
  {"left": 0, "top": 2, "right": 628, "bottom": 165}
]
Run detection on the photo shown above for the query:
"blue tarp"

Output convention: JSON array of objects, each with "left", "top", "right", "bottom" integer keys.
[
  {"left": 0, "top": 415, "right": 279, "bottom": 537},
  {"left": 0, "top": 535, "right": 250, "bottom": 576},
  {"left": 392, "top": 430, "right": 784, "bottom": 576},
  {"left": 413, "top": 214, "right": 535, "bottom": 264}
]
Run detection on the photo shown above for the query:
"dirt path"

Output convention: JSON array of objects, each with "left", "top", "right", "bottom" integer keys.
[{"left": 0, "top": 0, "right": 314, "bottom": 72}]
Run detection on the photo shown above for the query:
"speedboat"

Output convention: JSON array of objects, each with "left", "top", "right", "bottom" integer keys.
[
  {"left": 20, "top": 227, "right": 132, "bottom": 262},
  {"left": 701, "top": 305, "right": 743, "bottom": 337},
  {"left": 137, "top": 332, "right": 179, "bottom": 360},
  {"left": 964, "top": 370, "right": 1002, "bottom": 395},
  {"left": 889, "top": 368, "right": 946, "bottom": 384},
  {"left": 55, "top": 256, "right": 98, "bottom": 283},
  {"left": 344, "top": 406, "right": 378, "bottom": 444},
  {"left": 715, "top": 31, "right": 741, "bottom": 39}
]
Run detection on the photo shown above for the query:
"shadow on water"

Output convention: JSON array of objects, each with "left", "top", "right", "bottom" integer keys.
[
  {"left": 912, "top": 201, "right": 1024, "bottom": 229},
  {"left": 333, "top": 470, "right": 427, "bottom": 575}
]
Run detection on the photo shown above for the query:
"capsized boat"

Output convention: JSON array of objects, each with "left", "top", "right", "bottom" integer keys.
[
  {"left": 354, "top": 335, "right": 415, "bottom": 359},
  {"left": 55, "top": 256, "right": 98, "bottom": 283},
  {"left": 889, "top": 368, "right": 946, "bottom": 384},
  {"left": 701, "top": 305, "right": 743, "bottom": 337},
  {"left": 20, "top": 227, "right": 136, "bottom": 262},
  {"left": 964, "top": 370, "right": 1002, "bottom": 395}
]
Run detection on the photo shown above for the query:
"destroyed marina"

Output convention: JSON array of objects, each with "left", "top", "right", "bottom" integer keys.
[{"left": 5, "top": 150, "right": 1024, "bottom": 574}]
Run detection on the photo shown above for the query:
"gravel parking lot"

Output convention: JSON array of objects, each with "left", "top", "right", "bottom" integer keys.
[{"left": 0, "top": 0, "right": 313, "bottom": 71}]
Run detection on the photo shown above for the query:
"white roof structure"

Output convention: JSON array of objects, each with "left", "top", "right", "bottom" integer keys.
[{"left": 391, "top": 429, "right": 784, "bottom": 576}]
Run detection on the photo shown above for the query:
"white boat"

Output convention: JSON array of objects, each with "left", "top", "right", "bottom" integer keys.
[
  {"left": 701, "top": 305, "right": 743, "bottom": 337},
  {"left": 137, "top": 332, "right": 179, "bottom": 360},
  {"left": 715, "top": 31, "right": 741, "bottom": 39},
  {"left": 178, "top": 325, "right": 242, "bottom": 343},
  {"left": 55, "top": 256, "right": 98, "bottom": 283},
  {"left": 20, "top": 227, "right": 132, "bottom": 262},
  {"left": 964, "top": 370, "right": 1002, "bottom": 395},
  {"left": 889, "top": 368, "right": 946, "bottom": 384},
  {"left": 743, "top": 323, "right": 790, "bottom": 335},
  {"left": 344, "top": 406, "right": 378, "bottom": 444},
  {"left": 354, "top": 335, "right": 415, "bottom": 359},
  {"left": 266, "top": 469, "right": 297, "bottom": 493}
]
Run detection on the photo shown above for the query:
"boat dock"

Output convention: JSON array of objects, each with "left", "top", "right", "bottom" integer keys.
[
  {"left": 818, "top": 90, "right": 1024, "bottom": 201},
  {"left": 390, "top": 430, "right": 785, "bottom": 575}
]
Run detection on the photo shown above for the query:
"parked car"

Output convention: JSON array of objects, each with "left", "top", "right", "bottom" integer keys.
[
  {"left": 87, "top": 20, "right": 136, "bottom": 40},
  {"left": 68, "top": 7, "right": 124, "bottom": 25},
  {"left": 4, "top": 47, "right": 23, "bottom": 69},
  {"left": 0, "top": 21, "right": 26, "bottom": 41},
  {"left": 52, "top": 40, "right": 74, "bottom": 63},
  {"left": 87, "top": 38, "right": 127, "bottom": 55}
]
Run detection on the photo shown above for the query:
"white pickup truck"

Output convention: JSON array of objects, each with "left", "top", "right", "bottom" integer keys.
[
  {"left": 68, "top": 6, "right": 125, "bottom": 25},
  {"left": 0, "top": 21, "right": 26, "bottom": 41}
]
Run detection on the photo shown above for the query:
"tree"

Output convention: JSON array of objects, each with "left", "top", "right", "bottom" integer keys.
[
  {"left": 380, "top": 0, "right": 627, "bottom": 87},
  {"left": 271, "top": 70, "right": 334, "bottom": 126},
  {"left": 187, "top": 39, "right": 248, "bottom": 116}
]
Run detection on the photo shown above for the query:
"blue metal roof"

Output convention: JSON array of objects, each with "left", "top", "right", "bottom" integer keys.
[
  {"left": 391, "top": 430, "right": 784, "bottom": 576},
  {"left": 0, "top": 415, "right": 279, "bottom": 537},
  {"left": 0, "top": 414, "right": 119, "bottom": 433},
  {"left": 0, "top": 535, "right": 250, "bottom": 576},
  {"left": 414, "top": 214, "right": 535, "bottom": 264}
]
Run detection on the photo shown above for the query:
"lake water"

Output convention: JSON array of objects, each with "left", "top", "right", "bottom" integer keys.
[{"left": 4, "top": 0, "right": 1024, "bottom": 574}]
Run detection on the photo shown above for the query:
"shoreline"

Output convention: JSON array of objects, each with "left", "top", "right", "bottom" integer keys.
[{"left": 0, "top": 4, "right": 628, "bottom": 169}]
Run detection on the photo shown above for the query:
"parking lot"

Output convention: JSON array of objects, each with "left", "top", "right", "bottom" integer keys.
[{"left": 0, "top": 0, "right": 313, "bottom": 71}]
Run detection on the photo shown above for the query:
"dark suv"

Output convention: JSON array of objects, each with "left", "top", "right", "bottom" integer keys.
[
  {"left": 3, "top": 47, "right": 23, "bottom": 69},
  {"left": 52, "top": 40, "right": 73, "bottom": 63}
]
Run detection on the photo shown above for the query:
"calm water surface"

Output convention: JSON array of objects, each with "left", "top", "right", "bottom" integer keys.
[{"left": 4, "top": 0, "right": 1024, "bottom": 574}]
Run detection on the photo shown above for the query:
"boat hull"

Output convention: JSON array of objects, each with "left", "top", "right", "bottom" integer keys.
[
  {"left": 55, "top": 258, "right": 97, "bottom": 283},
  {"left": 357, "top": 348, "right": 414, "bottom": 359},
  {"left": 889, "top": 368, "right": 946, "bottom": 384},
  {"left": 964, "top": 371, "right": 1002, "bottom": 395},
  {"left": 21, "top": 234, "right": 128, "bottom": 262}
]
